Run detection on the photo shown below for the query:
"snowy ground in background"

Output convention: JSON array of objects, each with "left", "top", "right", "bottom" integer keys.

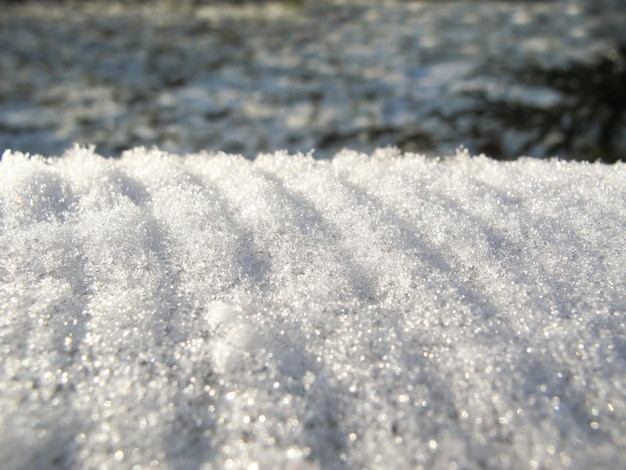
[
  {"left": 1, "top": 0, "right": 625, "bottom": 160},
  {"left": 1, "top": 147, "right": 625, "bottom": 469}
]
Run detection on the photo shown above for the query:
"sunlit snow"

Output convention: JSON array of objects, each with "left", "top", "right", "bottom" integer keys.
[{"left": 1, "top": 146, "right": 625, "bottom": 469}]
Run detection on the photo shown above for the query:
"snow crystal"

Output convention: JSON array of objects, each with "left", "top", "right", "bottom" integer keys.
[{"left": 1, "top": 147, "right": 625, "bottom": 469}]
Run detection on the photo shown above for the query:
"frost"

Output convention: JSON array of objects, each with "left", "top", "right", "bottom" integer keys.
[{"left": 1, "top": 147, "right": 625, "bottom": 469}]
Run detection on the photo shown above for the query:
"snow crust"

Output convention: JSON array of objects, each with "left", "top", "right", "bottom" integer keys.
[{"left": 1, "top": 147, "right": 625, "bottom": 469}]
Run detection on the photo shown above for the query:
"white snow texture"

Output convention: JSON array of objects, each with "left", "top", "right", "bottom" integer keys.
[{"left": 1, "top": 147, "right": 625, "bottom": 469}]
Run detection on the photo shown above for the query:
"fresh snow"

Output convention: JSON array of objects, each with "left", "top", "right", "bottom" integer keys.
[{"left": 1, "top": 146, "right": 625, "bottom": 469}]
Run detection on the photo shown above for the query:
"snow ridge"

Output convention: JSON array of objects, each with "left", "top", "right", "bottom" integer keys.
[{"left": 1, "top": 147, "right": 625, "bottom": 469}]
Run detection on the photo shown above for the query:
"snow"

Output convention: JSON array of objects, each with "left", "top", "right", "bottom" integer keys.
[{"left": 1, "top": 146, "right": 625, "bottom": 469}]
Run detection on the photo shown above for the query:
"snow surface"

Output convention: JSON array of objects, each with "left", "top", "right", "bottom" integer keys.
[{"left": 1, "top": 146, "right": 625, "bottom": 469}]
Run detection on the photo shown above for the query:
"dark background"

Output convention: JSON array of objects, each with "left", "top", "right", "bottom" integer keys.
[{"left": 1, "top": 0, "right": 624, "bottom": 162}]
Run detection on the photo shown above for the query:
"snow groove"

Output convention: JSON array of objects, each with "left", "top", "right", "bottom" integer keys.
[{"left": 1, "top": 147, "right": 625, "bottom": 469}]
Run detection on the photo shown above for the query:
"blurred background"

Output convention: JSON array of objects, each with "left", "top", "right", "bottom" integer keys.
[{"left": 0, "top": 0, "right": 624, "bottom": 162}]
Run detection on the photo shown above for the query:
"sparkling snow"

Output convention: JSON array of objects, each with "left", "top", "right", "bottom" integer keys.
[{"left": 1, "top": 147, "right": 625, "bottom": 469}]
